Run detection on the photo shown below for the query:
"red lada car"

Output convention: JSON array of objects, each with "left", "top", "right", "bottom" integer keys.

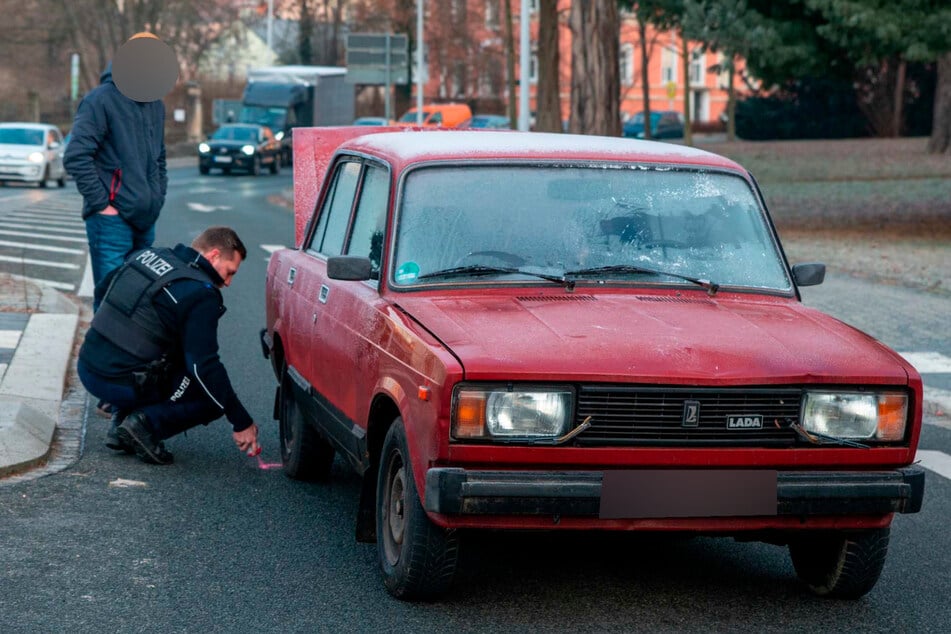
[{"left": 261, "top": 128, "right": 924, "bottom": 600}]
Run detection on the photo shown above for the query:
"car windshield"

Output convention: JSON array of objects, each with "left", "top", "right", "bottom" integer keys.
[
  {"left": 392, "top": 165, "right": 791, "bottom": 292},
  {"left": 0, "top": 128, "right": 45, "bottom": 146},
  {"left": 399, "top": 110, "right": 430, "bottom": 123},
  {"left": 211, "top": 126, "right": 258, "bottom": 142}
]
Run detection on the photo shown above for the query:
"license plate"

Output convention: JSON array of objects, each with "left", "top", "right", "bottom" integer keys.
[
  {"left": 213, "top": 156, "right": 233, "bottom": 163},
  {"left": 599, "top": 469, "right": 777, "bottom": 519}
]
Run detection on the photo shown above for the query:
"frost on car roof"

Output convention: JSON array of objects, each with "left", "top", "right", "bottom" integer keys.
[{"left": 345, "top": 130, "right": 741, "bottom": 170}]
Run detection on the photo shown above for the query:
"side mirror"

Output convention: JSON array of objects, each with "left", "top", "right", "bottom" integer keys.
[
  {"left": 327, "top": 255, "right": 373, "bottom": 281},
  {"left": 792, "top": 262, "right": 825, "bottom": 287}
]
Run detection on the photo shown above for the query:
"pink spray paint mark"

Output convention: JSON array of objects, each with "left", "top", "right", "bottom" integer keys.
[{"left": 254, "top": 454, "right": 283, "bottom": 470}]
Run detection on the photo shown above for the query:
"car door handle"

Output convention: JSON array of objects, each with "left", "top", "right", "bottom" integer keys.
[
  {"left": 318, "top": 284, "right": 330, "bottom": 304},
  {"left": 287, "top": 267, "right": 296, "bottom": 286}
]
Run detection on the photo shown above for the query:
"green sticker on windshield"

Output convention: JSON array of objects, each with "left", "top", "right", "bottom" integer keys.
[{"left": 395, "top": 261, "right": 420, "bottom": 283}]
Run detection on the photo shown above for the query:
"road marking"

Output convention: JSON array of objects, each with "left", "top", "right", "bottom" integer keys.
[
  {"left": 0, "top": 239, "right": 83, "bottom": 254},
  {"left": 0, "top": 229, "right": 86, "bottom": 243},
  {"left": 0, "top": 330, "right": 22, "bottom": 348},
  {"left": 261, "top": 244, "right": 285, "bottom": 254},
  {"left": 187, "top": 202, "right": 232, "bottom": 212},
  {"left": 899, "top": 352, "right": 951, "bottom": 374},
  {"left": 0, "top": 254, "right": 79, "bottom": 269},
  {"left": 6, "top": 213, "right": 83, "bottom": 227},
  {"left": 916, "top": 450, "right": 951, "bottom": 481},
  {"left": 18, "top": 276, "right": 74, "bottom": 291},
  {"left": 78, "top": 253, "right": 94, "bottom": 298},
  {"left": 8, "top": 209, "right": 81, "bottom": 219},
  {"left": 0, "top": 221, "right": 86, "bottom": 234}
]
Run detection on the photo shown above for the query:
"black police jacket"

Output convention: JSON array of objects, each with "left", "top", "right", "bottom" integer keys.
[{"left": 80, "top": 244, "right": 253, "bottom": 432}]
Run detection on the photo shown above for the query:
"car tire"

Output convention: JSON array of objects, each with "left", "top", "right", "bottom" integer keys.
[
  {"left": 199, "top": 165, "right": 210, "bottom": 175},
  {"left": 377, "top": 418, "right": 459, "bottom": 600},
  {"left": 270, "top": 155, "right": 280, "bottom": 175},
  {"left": 788, "top": 528, "right": 889, "bottom": 599},
  {"left": 251, "top": 156, "right": 261, "bottom": 176},
  {"left": 222, "top": 167, "right": 231, "bottom": 176},
  {"left": 278, "top": 367, "right": 334, "bottom": 481}
]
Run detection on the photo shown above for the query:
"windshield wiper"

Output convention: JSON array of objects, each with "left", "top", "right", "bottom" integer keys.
[
  {"left": 564, "top": 264, "right": 719, "bottom": 296},
  {"left": 416, "top": 265, "right": 572, "bottom": 287}
]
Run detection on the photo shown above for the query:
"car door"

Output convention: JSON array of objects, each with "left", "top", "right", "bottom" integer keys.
[
  {"left": 312, "top": 162, "right": 392, "bottom": 449},
  {"left": 299, "top": 158, "right": 366, "bottom": 460}
]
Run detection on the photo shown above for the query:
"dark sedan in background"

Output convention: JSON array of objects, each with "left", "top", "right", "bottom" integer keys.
[
  {"left": 198, "top": 123, "right": 281, "bottom": 176},
  {"left": 622, "top": 110, "right": 685, "bottom": 140}
]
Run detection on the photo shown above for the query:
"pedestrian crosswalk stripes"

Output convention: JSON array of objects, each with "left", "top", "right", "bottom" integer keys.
[
  {"left": 899, "top": 352, "right": 951, "bottom": 374},
  {"left": 916, "top": 450, "right": 951, "bottom": 482}
]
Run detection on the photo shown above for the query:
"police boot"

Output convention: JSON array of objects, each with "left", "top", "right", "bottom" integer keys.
[
  {"left": 117, "top": 411, "right": 174, "bottom": 465},
  {"left": 105, "top": 411, "right": 135, "bottom": 454}
]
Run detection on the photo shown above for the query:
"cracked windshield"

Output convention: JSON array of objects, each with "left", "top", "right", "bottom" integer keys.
[{"left": 394, "top": 165, "right": 789, "bottom": 290}]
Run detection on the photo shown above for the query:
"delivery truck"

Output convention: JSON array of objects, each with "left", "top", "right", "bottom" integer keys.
[{"left": 239, "top": 65, "right": 355, "bottom": 165}]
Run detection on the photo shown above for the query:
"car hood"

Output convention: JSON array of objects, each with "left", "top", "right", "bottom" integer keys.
[
  {"left": 394, "top": 292, "right": 912, "bottom": 384},
  {"left": 206, "top": 140, "right": 254, "bottom": 149},
  {"left": 0, "top": 143, "right": 40, "bottom": 160}
]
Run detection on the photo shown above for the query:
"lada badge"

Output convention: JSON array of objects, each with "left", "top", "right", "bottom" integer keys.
[
  {"left": 682, "top": 400, "right": 700, "bottom": 427},
  {"left": 727, "top": 415, "right": 763, "bottom": 429}
]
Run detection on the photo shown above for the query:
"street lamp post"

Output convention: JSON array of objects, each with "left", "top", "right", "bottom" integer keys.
[{"left": 416, "top": 0, "right": 424, "bottom": 124}]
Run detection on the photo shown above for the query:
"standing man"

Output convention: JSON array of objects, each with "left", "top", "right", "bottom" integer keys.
[
  {"left": 77, "top": 226, "right": 260, "bottom": 465},
  {"left": 64, "top": 32, "right": 179, "bottom": 311}
]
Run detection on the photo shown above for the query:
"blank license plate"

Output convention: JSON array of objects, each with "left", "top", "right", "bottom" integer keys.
[
  {"left": 213, "top": 156, "right": 233, "bottom": 163},
  {"left": 599, "top": 470, "right": 777, "bottom": 519}
]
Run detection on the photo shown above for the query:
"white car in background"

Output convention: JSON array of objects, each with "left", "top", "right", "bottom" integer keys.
[{"left": 0, "top": 122, "right": 67, "bottom": 188}]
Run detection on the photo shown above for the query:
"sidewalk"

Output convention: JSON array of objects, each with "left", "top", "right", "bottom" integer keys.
[{"left": 0, "top": 274, "right": 80, "bottom": 477}]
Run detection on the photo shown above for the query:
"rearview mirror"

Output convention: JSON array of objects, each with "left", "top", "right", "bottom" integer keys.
[
  {"left": 327, "top": 255, "right": 373, "bottom": 281},
  {"left": 792, "top": 262, "right": 825, "bottom": 287}
]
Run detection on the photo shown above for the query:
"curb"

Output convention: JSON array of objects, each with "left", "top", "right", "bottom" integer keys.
[{"left": 0, "top": 276, "right": 80, "bottom": 478}]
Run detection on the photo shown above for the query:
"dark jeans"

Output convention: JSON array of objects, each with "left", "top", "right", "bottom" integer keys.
[
  {"left": 85, "top": 213, "right": 155, "bottom": 311},
  {"left": 78, "top": 359, "right": 222, "bottom": 441}
]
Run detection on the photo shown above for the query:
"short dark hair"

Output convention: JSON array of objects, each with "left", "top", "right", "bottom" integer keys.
[{"left": 192, "top": 226, "right": 247, "bottom": 260}]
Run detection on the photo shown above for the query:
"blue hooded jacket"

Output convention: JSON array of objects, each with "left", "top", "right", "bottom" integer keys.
[{"left": 64, "top": 64, "right": 167, "bottom": 232}]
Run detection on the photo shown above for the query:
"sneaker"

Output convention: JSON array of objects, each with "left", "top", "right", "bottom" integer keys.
[
  {"left": 105, "top": 412, "right": 135, "bottom": 454},
  {"left": 116, "top": 411, "right": 174, "bottom": 465}
]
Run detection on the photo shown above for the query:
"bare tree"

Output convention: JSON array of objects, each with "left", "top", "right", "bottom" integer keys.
[
  {"left": 568, "top": 0, "right": 620, "bottom": 136},
  {"left": 929, "top": 52, "right": 951, "bottom": 153},
  {"left": 534, "top": 0, "right": 561, "bottom": 133}
]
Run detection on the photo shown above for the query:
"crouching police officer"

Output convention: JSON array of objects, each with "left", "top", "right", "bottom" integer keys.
[{"left": 77, "top": 226, "right": 259, "bottom": 465}]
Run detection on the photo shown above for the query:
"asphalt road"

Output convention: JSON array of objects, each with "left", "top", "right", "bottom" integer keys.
[{"left": 1, "top": 164, "right": 949, "bottom": 632}]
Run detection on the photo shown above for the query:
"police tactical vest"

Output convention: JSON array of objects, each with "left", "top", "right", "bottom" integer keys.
[{"left": 90, "top": 247, "right": 220, "bottom": 361}]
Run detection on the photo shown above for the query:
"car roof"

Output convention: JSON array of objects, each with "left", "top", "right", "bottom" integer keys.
[
  {"left": 341, "top": 130, "right": 743, "bottom": 172},
  {"left": 0, "top": 122, "right": 57, "bottom": 130}
]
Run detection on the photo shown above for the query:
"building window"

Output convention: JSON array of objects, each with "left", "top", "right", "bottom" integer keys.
[
  {"left": 485, "top": 0, "right": 499, "bottom": 29},
  {"left": 620, "top": 43, "right": 635, "bottom": 87},
  {"left": 529, "top": 52, "right": 538, "bottom": 84},
  {"left": 661, "top": 46, "right": 677, "bottom": 83},
  {"left": 689, "top": 49, "right": 704, "bottom": 86},
  {"left": 529, "top": 0, "right": 539, "bottom": 13}
]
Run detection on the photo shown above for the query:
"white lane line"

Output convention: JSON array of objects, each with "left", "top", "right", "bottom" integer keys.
[
  {"left": 0, "top": 240, "right": 83, "bottom": 254},
  {"left": 916, "top": 450, "right": 951, "bottom": 481},
  {"left": 187, "top": 202, "right": 232, "bottom": 212},
  {"left": 78, "top": 253, "right": 94, "bottom": 298},
  {"left": 20, "top": 276, "right": 74, "bottom": 291},
  {"left": 0, "top": 229, "right": 87, "bottom": 243},
  {"left": 0, "top": 254, "right": 79, "bottom": 269},
  {"left": 0, "top": 330, "right": 22, "bottom": 348},
  {"left": 261, "top": 244, "right": 285, "bottom": 254},
  {"left": 899, "top": 352, "right": 951, "bottom": 374},
  {"left": 0, "top": 222, "right": 86, "bottom": 234},
  {"left": 6, "top": 213, "right": 84, "bottom": 226}
]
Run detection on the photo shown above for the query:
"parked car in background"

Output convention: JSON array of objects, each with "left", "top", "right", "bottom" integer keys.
[
  {"left": 458, "top": 114, "right": 511, "bottom": 129},
  {"left": 198, "top": 123, "right": 282, "bottom": 176},
  {"left": 394, "top": 103, "right": 472, "bottom": 128},
  {"left": 0, "top": 122, "right": 67, "bottom": 188},
  {"left": 262, "top": 127, "right": 924, "bottom": 601},
  {"left": 622, "top": 110, "right": 685, "bottom": 140},
  {"left": 353, "top": 116, "right": 389, "bottom": 126}
]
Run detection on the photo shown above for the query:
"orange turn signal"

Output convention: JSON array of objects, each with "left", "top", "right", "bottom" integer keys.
[
  {"left": 454, "top": 391, "right": 486, "bottom": 438},
  {"left": 877, "top": 393, "right": 907, "bottom": 441}
]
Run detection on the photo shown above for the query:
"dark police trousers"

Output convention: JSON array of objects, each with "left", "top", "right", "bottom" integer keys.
[{"left": 78, "top": 358, "right": 222, "bottom": 440}]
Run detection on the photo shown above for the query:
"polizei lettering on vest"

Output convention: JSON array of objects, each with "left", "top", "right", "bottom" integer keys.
[{"left": 136, "top": 250, "right": 174, "bottom": 277}]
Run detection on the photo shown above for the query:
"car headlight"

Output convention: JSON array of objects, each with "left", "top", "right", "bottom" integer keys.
[
  {"left": 198, "top": 143, "right": 210, "bottom": 153},
  {"left": 452, "top": 385, "right": 574, "bottom": 440},
  {"left": 241, "top": 145, "right": 255, "bottom": 156},
  {"left": 28, "top": 152, "right": 44, "bottom": 163},
  {"left": 275, "top": 131, "right": 284, "bottom": 141},
  {"left": 801, "top": 391, "right": 907, "bottom": 441}
]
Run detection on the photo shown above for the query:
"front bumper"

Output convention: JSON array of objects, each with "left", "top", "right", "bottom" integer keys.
[
  {"left": 0, "top": 162, "right": 43, "bottom": 181},
  {"left": 424, "top": 466, "right": 925, "bottom": 518}
]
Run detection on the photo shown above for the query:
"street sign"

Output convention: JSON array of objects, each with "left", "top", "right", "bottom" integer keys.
[{"left": 345, "top": 33, "right": 409, "bottom": 85}]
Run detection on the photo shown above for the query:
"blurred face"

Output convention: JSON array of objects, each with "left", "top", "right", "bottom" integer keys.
[{"left": 203, "top": 248, "right": 243, "bottom": 287}]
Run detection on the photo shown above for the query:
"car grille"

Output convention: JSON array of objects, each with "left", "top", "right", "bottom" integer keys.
[{"left": 574, "top": 385, "right": 802, "bottom": 447}]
